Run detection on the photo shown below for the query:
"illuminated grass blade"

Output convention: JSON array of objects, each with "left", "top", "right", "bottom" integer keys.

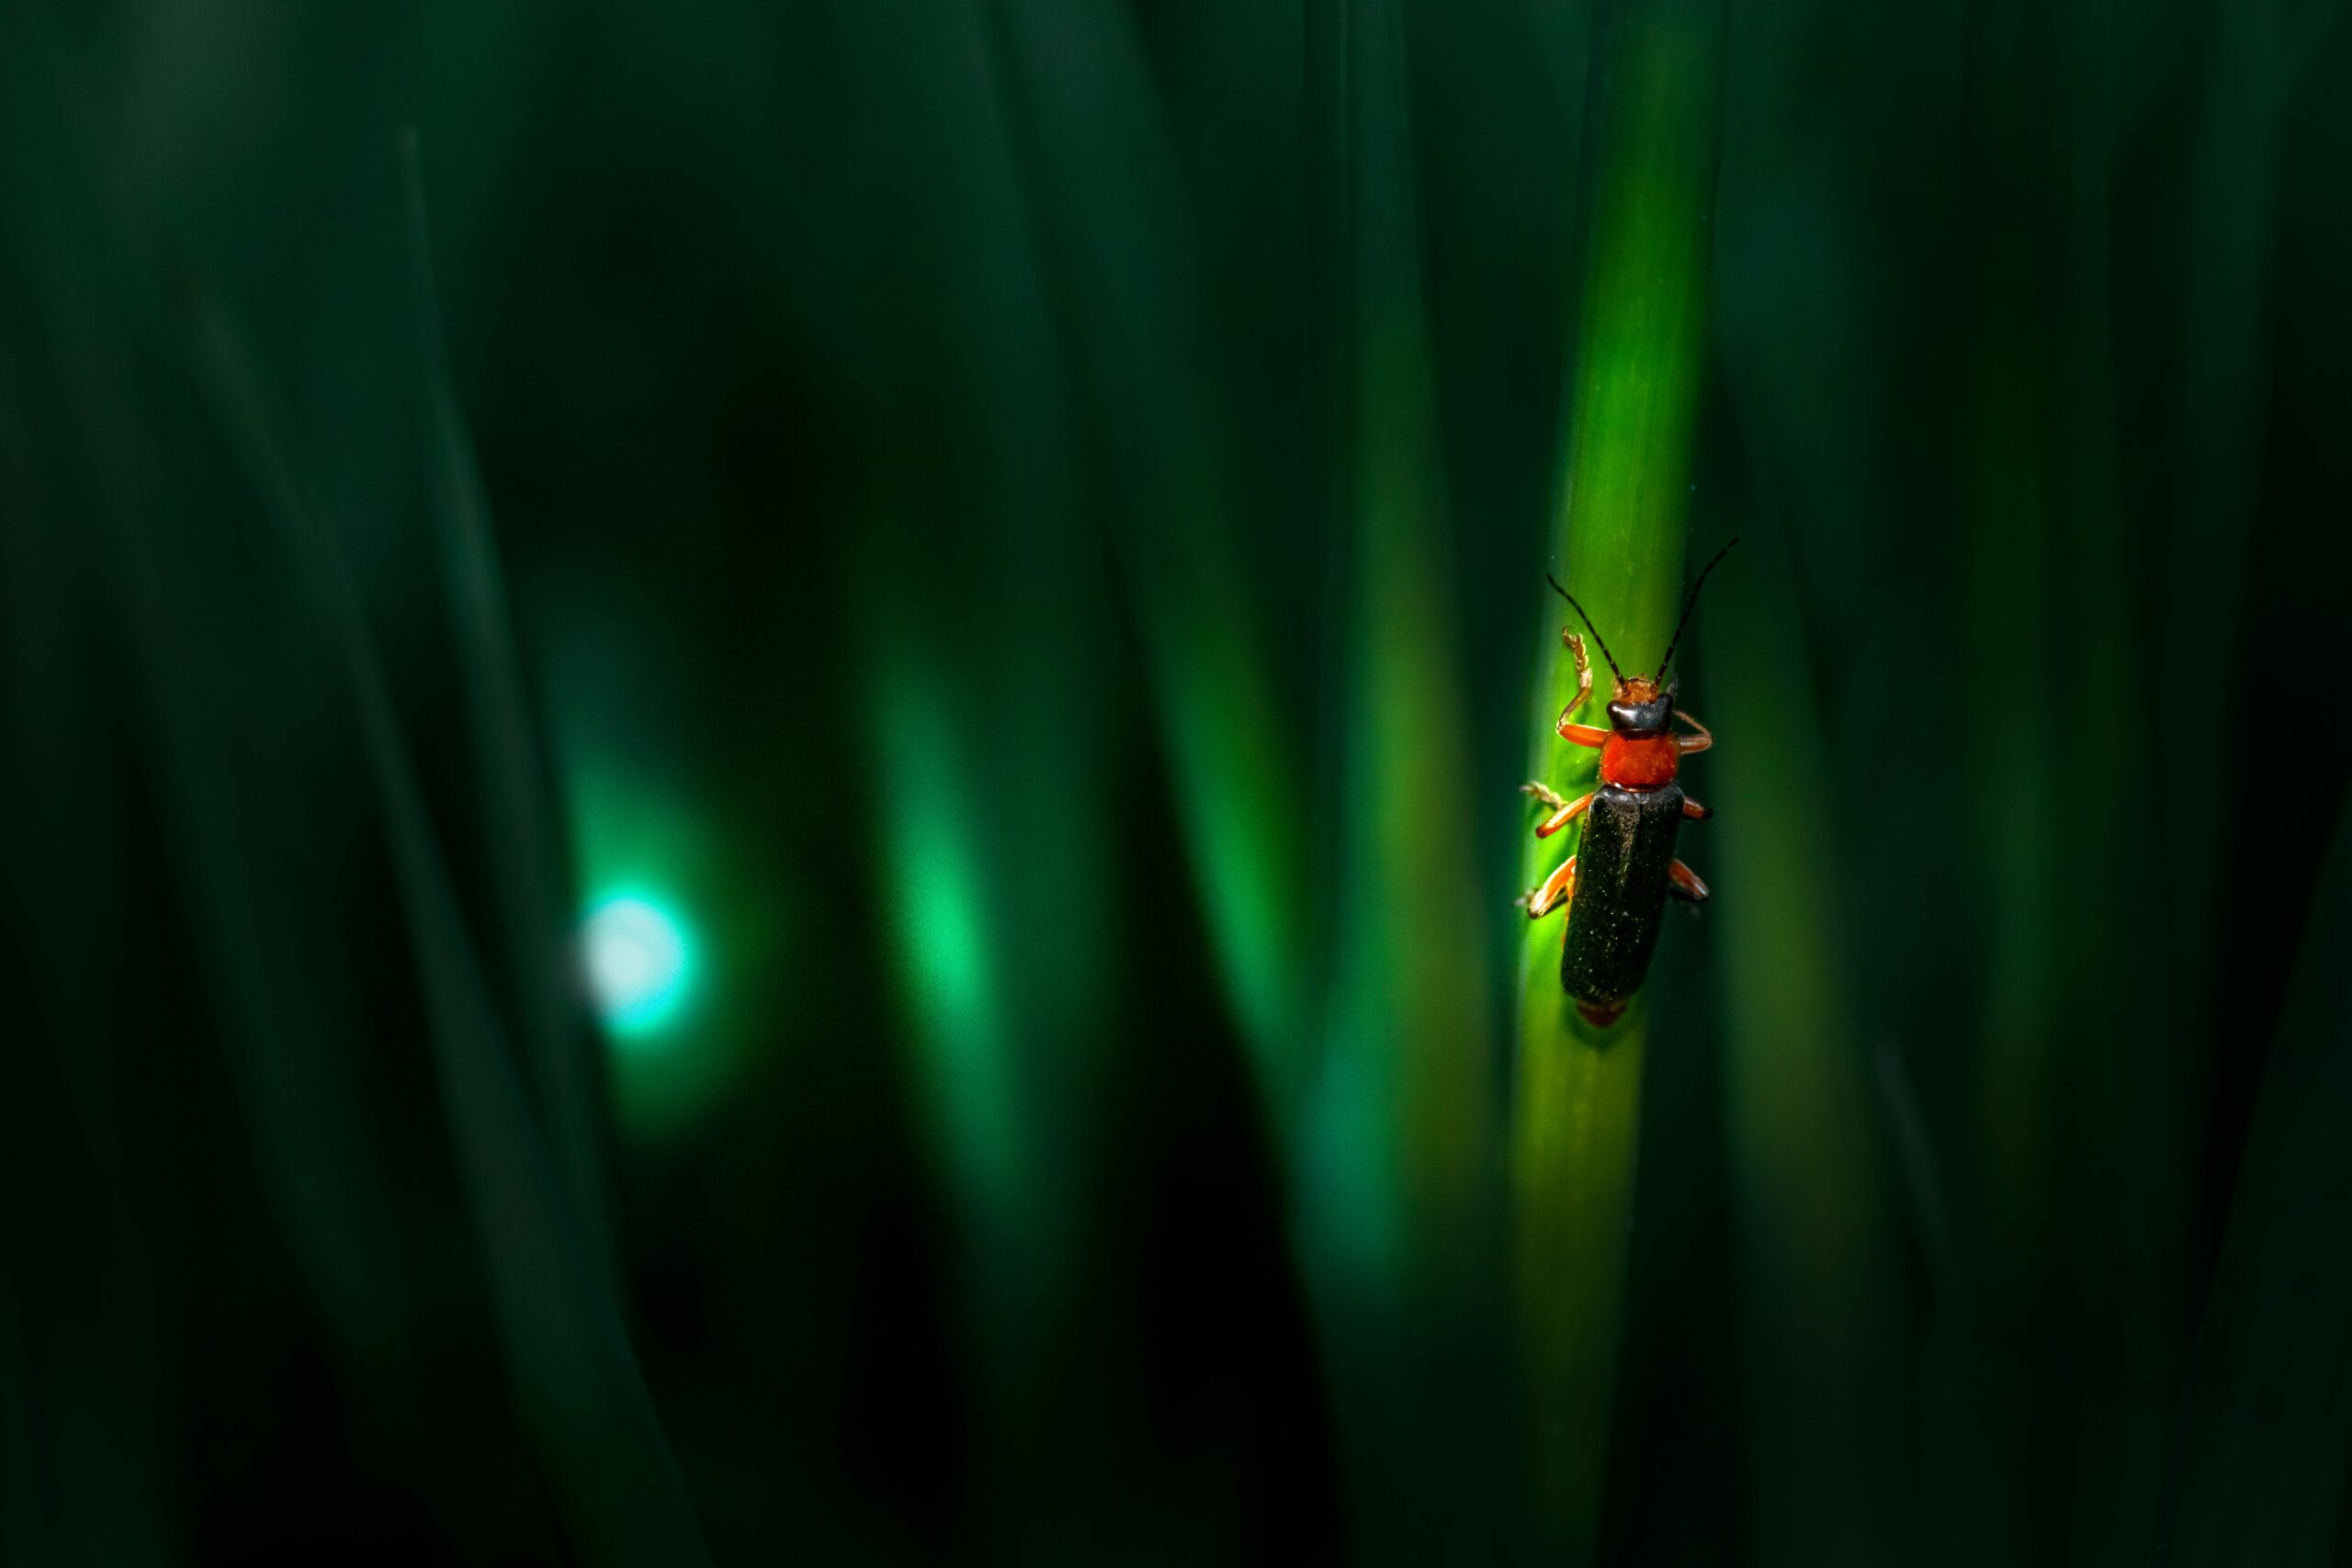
[{"left": 1512, "top": 0, "right": 1724, "bottom": 1554}]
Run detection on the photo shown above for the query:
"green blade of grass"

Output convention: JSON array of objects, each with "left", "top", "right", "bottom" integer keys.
[{"left": 1512, "top": 0, "right": 1724, "bottom": 1555}]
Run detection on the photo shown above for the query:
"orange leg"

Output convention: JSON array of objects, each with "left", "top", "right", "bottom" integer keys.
[
  {"left": 1681, "top": 796, "right": 1712, "bottom": 819},
  {"left": 1519, "top": 855, "right": 1577, "bottom": 919},
  {"left": 1673, "top": 708, "right": 1714, "bottom": 756},
  {"left": 1555, "top": 629, "right": 1609, "bottom": 746},
  {"left": 1521, "top": 784, "right": 1595, "bottom": 839},
  {"left": 1668, "top": 860, "right": 1710, "bottom": 903},
  {"left": 1559, "top": 715, "right": 1610, "bottom": 747}
]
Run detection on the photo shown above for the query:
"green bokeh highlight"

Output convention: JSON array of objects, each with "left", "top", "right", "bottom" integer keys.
[
  {"left": 563, "top": 767, "right": 756, "bottom": 1142},
  {"left": 582, "top": 893, "right": 696, "bottom": 1041}
]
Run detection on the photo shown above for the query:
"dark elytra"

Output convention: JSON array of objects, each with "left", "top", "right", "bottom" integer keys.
[{"left": 1560, "top": 782, "right": 1686, "bottom": 1013}]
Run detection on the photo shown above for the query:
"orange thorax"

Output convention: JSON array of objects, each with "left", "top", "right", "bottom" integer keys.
[{"left": 1600, "top": 732, "right": 1679, "bottom": 790}]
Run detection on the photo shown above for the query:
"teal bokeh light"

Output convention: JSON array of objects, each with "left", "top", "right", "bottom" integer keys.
[{"left": 582, "top": 893, "right": 695, "bottom": 1041}]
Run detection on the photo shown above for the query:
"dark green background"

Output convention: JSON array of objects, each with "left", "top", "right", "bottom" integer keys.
[{"left": 4, "top": 0, "right": 2348, "bottom": 1562}]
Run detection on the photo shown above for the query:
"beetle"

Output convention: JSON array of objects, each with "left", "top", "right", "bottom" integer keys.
[{"left": 1519, "top": 539, "right": 1737, "bottom": 1029}]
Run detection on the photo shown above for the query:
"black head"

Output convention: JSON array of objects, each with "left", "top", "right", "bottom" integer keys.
[{"left": 1606, "top": 676, "right": 1678, "bottom": 737}]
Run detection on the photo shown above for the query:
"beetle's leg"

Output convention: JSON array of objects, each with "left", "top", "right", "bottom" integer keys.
[
  {"left": 1521, "top": 780, "right": 1594, "bottom": 837},
  {"left": 1672, "top": 708, "right": 1714, "bottom": 756},
  {"left": 1681, "top": 796, "right": 1712, "bottom": 820},
  {"left": 1668, "top": 861, "right": 1711, "bottom": 903},
  {"left": 1560, "top": 630, "right": 1594, "bottom": 720},
  {"left": 1551, "top": 629, "right": 1611, "bottom": 745},
  {"left": 1525, "top": 788, "right": 1594, "bottom": 839},
  {"left": 1517, "top": 855, "right": 1577, "bottom": 919},
  {"left": 1558, "top": 714, "right": 1611, "bottom": 747}
]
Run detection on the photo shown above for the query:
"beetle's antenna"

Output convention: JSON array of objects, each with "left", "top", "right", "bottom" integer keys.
[
  {"left": 1546, "top": 572, "right": 1623, "bottom": 682},
  {"left": 1657, "top": 536, "right": 1741, "bottom": 676}
]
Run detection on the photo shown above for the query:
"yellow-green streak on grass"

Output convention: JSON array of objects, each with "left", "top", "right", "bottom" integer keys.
[
  {"left": 1513, "top": 0, "right": 1724, "bottom": 1555},
  {"left": 1322, "top": 352, "right": 1497, "bottom": 1276},
  {"left": 1321, "top": 0, "right": 1496, "bottom": 1298},
  {"left": 1290, "top": 3, "right": 1510, "bottom": 1553}
]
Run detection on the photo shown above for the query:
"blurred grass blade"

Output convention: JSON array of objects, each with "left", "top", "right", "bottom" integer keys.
[
  {"left": 398, "top": 130, "right": 614, "bottom": 1287},
  {"left": 1511, "top": 0, "right": 1724, "bottom": 1555},
  {"left": 1962, "top": 12, "right": 2177, "bottom": 1552},
  {"left": 1702, "top": 526, "right": 1906, "bottom": 1566},
  {"left": 2162, "top": 801, "right": 2352, "bottom": 1567},
  {"left": 368, "top": 696, "right": 709, "bottom": 1568},
  {"left": 130, "top": 292, "right": 431, "bottom": 1419},
  {"left": 1296, "top": 0, "right": 1506, "bottom": 1552},
  {"left": 1326, "top": 0, "right": 1496, "bottom": 1299},
  {"left": 861, "top": 547, "right": 1046, "bottom": 1324},
  {"left": 1874, "top": 1044, "right": 1961, "bottom": 1304},
  {"left": 177, "top": 271, "right": 709, "bottom": 1568},
  {"left": 0, "top": 323, "right": 177, "bottom": 1568},
  {"left": 989, "top": 0, "right": 1312, "bottom": 1121},
  {"left": 2166, "top": 0, "right": 2290, "bottom": 755},
  {"left": 828, "top": 4, "right": 1131, "bottom": 1549}
]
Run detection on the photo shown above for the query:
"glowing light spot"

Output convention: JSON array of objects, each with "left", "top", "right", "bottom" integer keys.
[{"left": 582, "top": 894, "right": 694, "bottom": 1040}]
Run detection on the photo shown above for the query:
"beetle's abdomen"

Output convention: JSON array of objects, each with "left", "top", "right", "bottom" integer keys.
[{"left": 1560, "top": 782, "right": 1684, "bottom": 1025}]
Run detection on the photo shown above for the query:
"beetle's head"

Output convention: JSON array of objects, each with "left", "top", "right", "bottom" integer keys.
[
  {"left": 1544, "top": 537, "right": 1740, "bottom": 734},
  {"left": 1607, "top": 676, "right": 1677, "bottom": 737}
]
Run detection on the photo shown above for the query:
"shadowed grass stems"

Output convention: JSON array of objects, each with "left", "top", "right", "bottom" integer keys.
[
  {"left": 175, "top": 244, "right": 713, "bottom": 1568},
  {"left": 400, "top": 131, "right": 618, "bottom": 1296},
  {"left": 2162, "top": 800, "right": 2352, "bottom": 1567}
]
